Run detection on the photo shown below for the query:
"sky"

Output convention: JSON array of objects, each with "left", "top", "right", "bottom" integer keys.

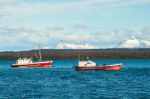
[{"left": 0, "top": 0, "right": 150, "bottom": 51}]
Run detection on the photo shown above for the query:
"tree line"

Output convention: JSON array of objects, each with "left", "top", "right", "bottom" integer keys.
[{"left": 0, "top": 49, "right": 150, "bottom": 60}]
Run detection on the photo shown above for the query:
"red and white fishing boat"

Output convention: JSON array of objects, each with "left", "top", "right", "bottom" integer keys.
[
  {"left": 11, "top": 46, "right": 53, "bottom": 68},
  {"left": 75, "top": 60, "right": 122, "bottom": 71},
  {"left": 11, "top": 58, "right": 53, "bottom": 68}
]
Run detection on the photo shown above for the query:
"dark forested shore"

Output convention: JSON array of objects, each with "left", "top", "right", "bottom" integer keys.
[{"left": 0, "top": 48, "right": 150, "bottom": 60}]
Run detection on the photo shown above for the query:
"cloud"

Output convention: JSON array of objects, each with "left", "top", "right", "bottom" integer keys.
[
  {"left": 0, "top": 0, "right": 15, "bottom": 17},
  {"left": 0, "top": 24, "right": 43, "bottom": 49},
  {"left": 0, "top": 24, "right": 96, "bottom": 50},
  {"left": 47, "top": 24, "right": 65, "bottom": 31},
  {"left": 0, "top": 24, "right": 150, "bottom": 51},
  {"left": 0, "top": 0, "right": 14, "bottom": 5},
  {"left": 1, "top": 0, "right": 150, "bottom": 19},
  {"left": 110, "top": 0, "right": 150, "bottom": 7},
  {"left": 0, "top": 24, "right": 38, "bottom": 33},
  {"left": 0, "top": 9, "right": 9, "bottom": 18},
  {"left": 70, "top": 21, "right": 90, "bottom": 30},
  {"left": 0, "top": 14, "right": 3, "bottom": 18}
]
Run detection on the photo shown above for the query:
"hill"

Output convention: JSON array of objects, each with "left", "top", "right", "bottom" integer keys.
[{"left": 0, "top": 48, "right": 150, "bottom": 60}]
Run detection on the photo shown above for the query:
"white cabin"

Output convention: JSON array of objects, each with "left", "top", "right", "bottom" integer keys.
[
  {"left": 16, "top": 58, "right": 33, "bottom": 64},
  {"left": 78, "top": 60, "right": 96, "bottom": 67}
]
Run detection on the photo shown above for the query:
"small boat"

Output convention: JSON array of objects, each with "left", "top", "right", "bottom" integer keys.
[
  {"left": 75, "top": 60, "right": 122, "bottom": 71},
  {"left": 11, "top": 45, "right": 53, "bottom": 68}
]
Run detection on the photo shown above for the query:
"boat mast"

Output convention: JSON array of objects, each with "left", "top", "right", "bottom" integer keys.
[
  {"left": 38, "top": 45, "right": 42, "bottom": 61},
  {"left": 17, "top": 51, "right": 20, "bottom": 58},
  {"left": 78, "top": 54, "right": 80, "bottom": 61},
  {"left": 87, "top": 56, "right": 89, "bottom": 60}
]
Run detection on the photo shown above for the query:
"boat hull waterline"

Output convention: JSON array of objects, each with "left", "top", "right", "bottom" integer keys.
[
  {"left": 75, "top": 64, "right": 121, "bottom": 71},
  {"left": 11, "top": 61, "right": 53, "bottom": 68}
]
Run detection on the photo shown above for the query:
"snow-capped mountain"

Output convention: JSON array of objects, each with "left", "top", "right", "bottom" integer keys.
[
  {"left": 119, "top": 36, "right": 150, "bottom": 48},
  {"left": 57, "top": 41, "right": 97, "bottom": 49}
]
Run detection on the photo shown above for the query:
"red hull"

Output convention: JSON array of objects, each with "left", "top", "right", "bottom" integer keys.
[
  {"left": 75, "top": 64, "right": 121, "bottom": 71},
  {"left": 11, "top": 61, "right": 53, "bottom": 68}
]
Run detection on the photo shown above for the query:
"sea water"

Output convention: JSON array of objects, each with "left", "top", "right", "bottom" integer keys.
[{"left": 0, "top": 59, "right": 150, "bottom": 99}]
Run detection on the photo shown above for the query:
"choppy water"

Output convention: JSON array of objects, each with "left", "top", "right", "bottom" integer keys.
[{"left": 0, "top": 59, "right": 150, "bottom": 99}]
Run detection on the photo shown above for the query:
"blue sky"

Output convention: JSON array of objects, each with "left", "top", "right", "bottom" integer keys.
[{"left": 0, "top": 0, "right": 150, "bottom": 51}]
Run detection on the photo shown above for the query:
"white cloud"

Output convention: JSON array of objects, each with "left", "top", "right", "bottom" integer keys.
[
  {"left": 1, "top": 0, "right": 150, "bottom": 19},
  {"left": 0, "top": 24, "right": 150, "bottom": 50},
  {"left": 0, "top": 0, "right": 14, "bottom": 5},
  {"left": 110, "top": 0, "right": 150, "bottom": 7},
  {"left": 0, "top": 24, "right": 97, "bottom": 50}
]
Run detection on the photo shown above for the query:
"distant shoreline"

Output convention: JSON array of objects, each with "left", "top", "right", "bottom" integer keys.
[{"left": 0, "top": 48, "right": 150, "bottom": 60}]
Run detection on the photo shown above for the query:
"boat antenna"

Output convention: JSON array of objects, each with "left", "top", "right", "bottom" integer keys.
[
  {"left": 78, "top": 54, "right": 80, "bottom": 61},
  {"left": 38, "top": 44, "right": 42, "bottom": 61},
  {"left": 34, "top": 53, "right": 39, "bottom": 60}
]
